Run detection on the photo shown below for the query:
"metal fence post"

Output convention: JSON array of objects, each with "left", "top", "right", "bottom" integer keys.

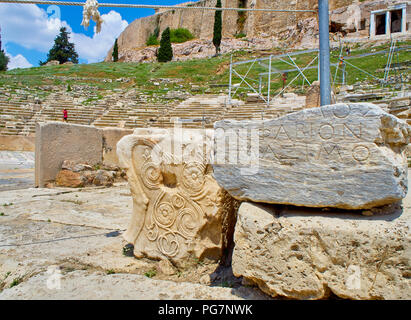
[
  {"left": 228, "top": 55, "right": 233, "bottom": 105},
  {"left": 267, "top": 55, "right": 272, "bottom": 106},
  {"left": 319, "top": 0, "right": 331, "bottom": 105}
]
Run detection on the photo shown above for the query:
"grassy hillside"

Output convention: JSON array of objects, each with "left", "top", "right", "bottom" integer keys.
[{"left": 1, "top": 39, "right": 410, "bottom": 100}]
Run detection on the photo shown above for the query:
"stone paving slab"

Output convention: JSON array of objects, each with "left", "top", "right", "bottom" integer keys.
[
  {"left": 0, "top": 270, "right": 269, "bottom": 300},
  {"left": 0, "top": 183, "right": 269, "bottom": 300},
  {"left": 0, "top": 151, "right": 34, "bottom": 192}
]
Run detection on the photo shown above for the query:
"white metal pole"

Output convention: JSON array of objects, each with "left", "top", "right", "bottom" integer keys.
[
  {"left": 319, "top": 0, "right": 331, "bottom": 106},
  {"left": 267, "top": 55, "right": 272, "bottom": 106}
]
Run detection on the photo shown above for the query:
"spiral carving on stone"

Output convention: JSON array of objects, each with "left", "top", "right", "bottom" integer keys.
[
  {"left": 157, "top": 232, "right": 179, "bottom": 257},
  {"left": 176, "top": 207, "right": 201, "bottom": 239},
  {"left": 172, "top": 194, "right": 185, "bottom": 209},
  {"left": 181, "top": 162, "right": 206, "bottom": 196},
  {"left": 128, "top": 133, "right": 221, "bottom": 259},
  {"left": 144, "top": 190, "right": 204, "bottom": 257},
  {"left": 146, "top": 219, "right": 159, "bottom": 242},
  {"left": 141, "top": 162, "right": 162, "bottom": 189},
  {"left": 155, "top": 202, "right": 177, "bottom": 228}
]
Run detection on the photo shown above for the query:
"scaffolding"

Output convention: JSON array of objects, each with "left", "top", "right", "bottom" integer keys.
[
  {"left": 228, "top": 49, "right": 320, "bottom": 106},
  {"left": 331, "top": 40, "right": 410, "bottom": 86},
  {"left": 227, "top": 40, "right": 410, "bottom": 107}
]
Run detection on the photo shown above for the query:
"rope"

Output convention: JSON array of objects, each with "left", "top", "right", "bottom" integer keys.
[
  {"left": 81, "top": 0, "right": 103, "bottom": 33},
  {"left": 0, "top": 0, "right": 317, "bottom": 12}
]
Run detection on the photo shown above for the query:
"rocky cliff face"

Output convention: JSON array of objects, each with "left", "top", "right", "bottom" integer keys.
[{"left": 105, "top": 0, "right": 356, "bottom": 62}]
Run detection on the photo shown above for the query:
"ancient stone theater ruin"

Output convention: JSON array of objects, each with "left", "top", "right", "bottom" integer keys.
[
  {"left": 0, "top": 0, "right": 410, "bottom": 301},
  {"left": 115, "top": 103, "right": 411, "bottom": 299}
]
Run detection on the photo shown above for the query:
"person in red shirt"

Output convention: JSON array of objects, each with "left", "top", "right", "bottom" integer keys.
[
  {"left": 63, "top": 109, "right": 68, "bottom": 122},
  {"left": 281, "top": 73, "right": 287, "bottom": 96}
]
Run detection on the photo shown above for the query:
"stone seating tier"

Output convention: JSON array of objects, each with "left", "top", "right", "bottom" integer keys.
[{"left": 0, "top": 83, "right": 409, "bottom": 136}]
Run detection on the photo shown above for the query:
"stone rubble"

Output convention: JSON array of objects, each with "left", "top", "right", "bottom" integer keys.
[{"left": 55, "top": 160, "right": 126, "bottom": 188}]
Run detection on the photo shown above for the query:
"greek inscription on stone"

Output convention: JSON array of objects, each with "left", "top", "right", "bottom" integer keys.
[{"left": 352, "top": 145, "right": 370, "bottom": 162}]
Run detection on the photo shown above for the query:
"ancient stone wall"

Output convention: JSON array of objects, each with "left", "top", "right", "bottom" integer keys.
[
  {"left": 106, "top": 0, "right": 355, "bottom": 61},
  {"left": 0, "top": 135, "right": 35, "bottom": 152}
]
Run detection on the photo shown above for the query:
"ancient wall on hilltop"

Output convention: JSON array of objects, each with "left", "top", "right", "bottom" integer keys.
[{"left": 106, "top": 0, "right": 356, "bottom": 61}]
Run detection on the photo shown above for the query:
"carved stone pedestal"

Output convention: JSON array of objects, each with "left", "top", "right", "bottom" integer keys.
[{"left": 117, "top": 128, "right": 238, "bottom": 266}]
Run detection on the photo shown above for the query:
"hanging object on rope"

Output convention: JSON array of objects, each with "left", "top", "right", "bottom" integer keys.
[{"left": 81, "top": 0, "right": 104, "bottom": 33}]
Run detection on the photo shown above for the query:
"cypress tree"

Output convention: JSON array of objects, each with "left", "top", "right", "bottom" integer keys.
[
  {"left": 40, "top": 27, "right": 79, "bottom": 65},
  {"left": 158, "top": 27, "right": 173, "bottom": 62},
  {"left": 0, "top": 51, "right": 8, "bottom": 71},
  {"left": 0, "top": 27, "right": 9, "bottom": 71},
  {"left": 213, "top": 0, "right": 222, "bottom": 56},
  {"left": 112, "top": 38, "right": 119, "bottom": 62}
]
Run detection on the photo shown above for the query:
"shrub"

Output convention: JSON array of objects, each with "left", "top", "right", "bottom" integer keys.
[
  {"left": 10, "top": 277, "right": 23, "bottom": 288},
  {"left": 144, "top": 269, "right": 157, "bottom": 278},
  {"left": 146, "top": 34, "right": 159, "bottom": 46},
  {"left": 170, "top": 28, "right": 195, "bottom": 43}
]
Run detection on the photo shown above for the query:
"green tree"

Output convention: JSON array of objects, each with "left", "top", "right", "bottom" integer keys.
[
  {"left": 0, "top": 25, "right": 3, "bottom": 52},
  {"left": 213, "top": 0, "right": 222, "bottom": 55},
  {"left": 112, "top": 38, "right": 119, "bottom": 62},
  {"left": 0, "top": 26, "right": 8, "bottom": 71},
  {"left": 0, "top": 51, "right": 9, "bottom": 71},
  {"left": 40, "top": 27, "right": 79, "bottom": 65},
  {"left": 157, "top": 27, "right": 173, "bottom": 63}
]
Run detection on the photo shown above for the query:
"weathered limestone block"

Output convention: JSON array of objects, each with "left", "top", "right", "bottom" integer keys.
[
  {"left": 213, "top": 103, "right": 411, "bottom": 209},
  {"left": 330, "top": 3, "right": 362, "bottom": 33},
  {"left": 232, "top": 202, "right": 411, "bottom": 300},
  {"left": 56, "top": 170, "right": 84, "bottom": 188},
  {"left": 117, "top": 128, "right": 238, "bottom": 266},
  {"left": 102, "top": 128, "right": 133, "bottom": 167},
  {"left": 44, "top": 60, "right": 59, "bottom": 66},
  {"left": 92, "top": 170, "right": 114, "bottom": 187},
  {"left": 35, "top": 122, "right": 103, "bottom": 187},
  {"left": 305, "top": 81, "right": 321, "bottom": 108}
]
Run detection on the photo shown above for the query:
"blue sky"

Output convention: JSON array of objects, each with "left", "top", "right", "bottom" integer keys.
[{"left": 0, "top": 0, "right": 187, "bottom": 69}]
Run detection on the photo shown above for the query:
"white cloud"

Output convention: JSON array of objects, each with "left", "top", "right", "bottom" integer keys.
[
  {"left": 0, "top": 5, "right": 128, "bottom": 64},
  {"left": 71, "top": 11, "right": 129, "bottom": 63},
  {"left": 6, "top": 53, "right": 33, "bottom": 70},
  {"left": 0, "top": 4, "right": 68, "bottom": 52}
]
